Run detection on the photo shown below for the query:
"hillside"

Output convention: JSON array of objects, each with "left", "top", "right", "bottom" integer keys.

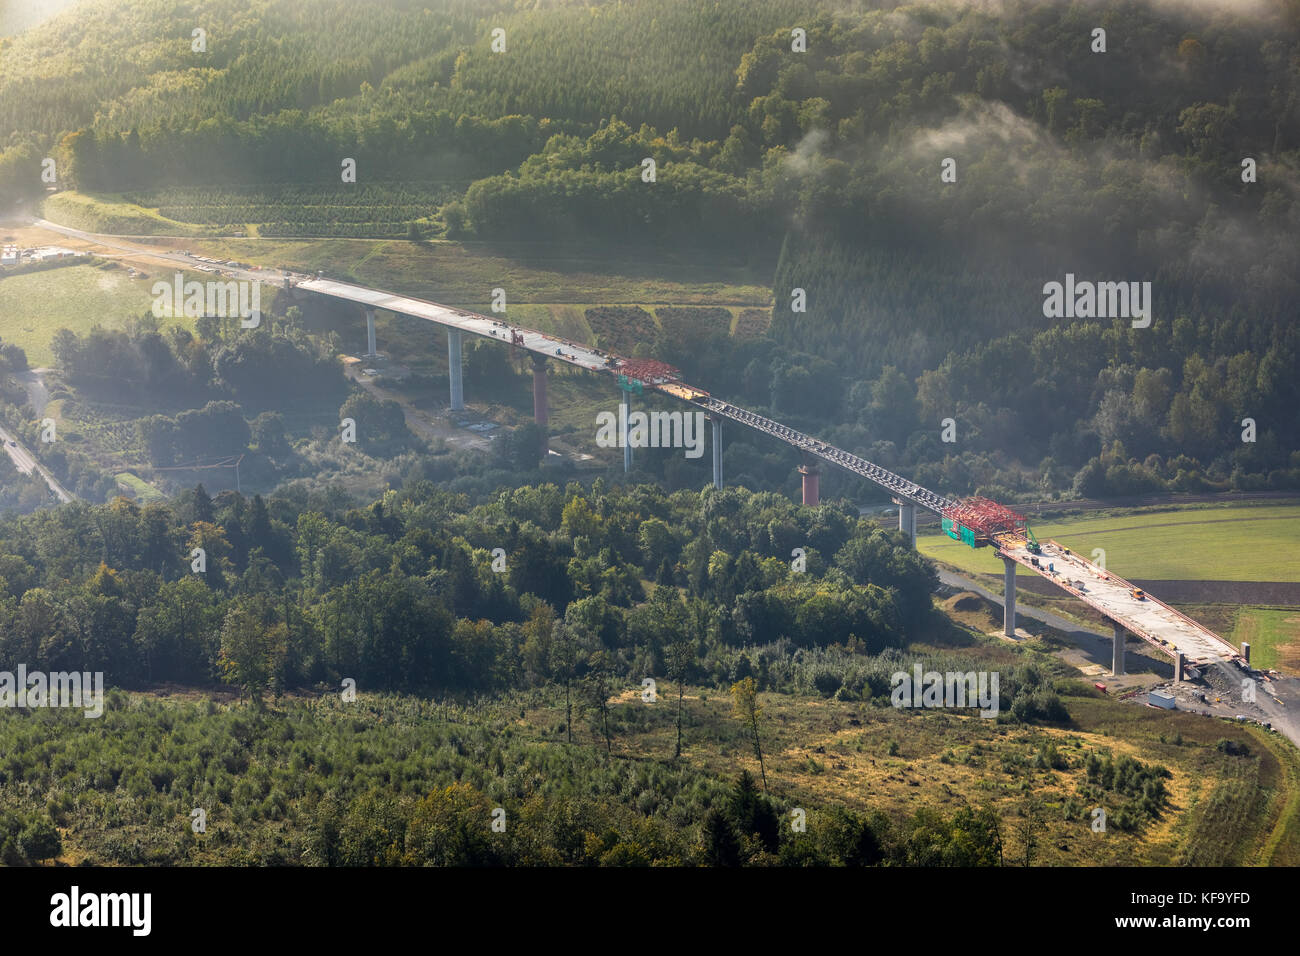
[{"left": 3, "top": 0, "right": 1297, "bottom": 503}]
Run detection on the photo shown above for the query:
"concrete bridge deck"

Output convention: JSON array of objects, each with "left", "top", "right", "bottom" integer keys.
[
  {"left": 295, "top": 276, "right": 613, "bottom": 374},
  {"left": 997, "top": 534, "right": 1240, "bottom": 666}
]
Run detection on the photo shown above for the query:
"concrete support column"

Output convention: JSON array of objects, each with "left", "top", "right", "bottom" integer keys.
[
  {"left": 710, "top": 416, "right": 723, "bottom": 490},
  {"left": 798, "top": 462, "right": 820, "bottom": 507},
  {"left": 621, "top": 389, "right": 632, "bottom": 474},
  {"left": 1241, "top": 642, "right": 1251, "bottom": 666},
  {"left": 893, "top": 498, "right": 916, "bottom": 549},
  {"left": 365, "top": 309, "right": 377, "bottom": 358},
  {"left": 1002, "top": 556, "right": 1017, "bottom": 637},
  {"left": 531, "top": 355, "right": 548, "bottom": 458},
  {"left": 1175, "top": 650, "right": 1185, "bottom": 684},
  {"left": 1112, "top": 622, "right": 1125, "bottom": 677},
  {"left": 447, "top": 329, "right": 464, "bottom": 411}
]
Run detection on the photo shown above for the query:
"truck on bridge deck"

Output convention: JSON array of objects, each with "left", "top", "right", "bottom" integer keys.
[{"left": 995, "top": 533, "right": 1240, "bottom": 668}]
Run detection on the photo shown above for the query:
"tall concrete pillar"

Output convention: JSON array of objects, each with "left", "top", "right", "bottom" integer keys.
[
  {"left": 1241, "top": 642, "right": 1251, "bottom": 666},
  {"left": 1002, "top": 556, "right": 1016, "bottom": 637},
  {"left": 1175, "top": 650, "right": 1185, "bottom": 683},
  {"left": 1112, "top": 622, "right": 1125, "bottom": 677},
  {"left": 894, "top": 498, "right": 916, "bottom": 549},
  {"left": 365, "top": 309, "right": 377, "bottom": 357},
  {"left": 799, "top": 462, "right": 819, "bottom": 506},
  {"left": 447, "top": 328, "right": 464, "bottom": 411},
  {"left": 531, "top": 355, "right": 548, "bottom": 458},
  {"left": 621, "top": 389, "right": 632, "bottom": 474},
  {"left": 711, "top": 416, "right": 723, "bottom": 490}
]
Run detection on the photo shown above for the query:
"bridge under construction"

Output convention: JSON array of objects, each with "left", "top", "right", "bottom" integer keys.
[
  {"left": 19, "top": 221, "right": 1249, "bottom": 682},
  {"left": 283, "top": 272, "right": 1244, "bottom": 679}
]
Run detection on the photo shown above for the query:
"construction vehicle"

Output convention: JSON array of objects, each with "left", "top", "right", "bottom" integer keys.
[
  {"left": 1132, "top": 588, "right": 1145, "bottom": 600},
  {"left": 1025, "top": 524, "right": 1042, "bottom": 554}
]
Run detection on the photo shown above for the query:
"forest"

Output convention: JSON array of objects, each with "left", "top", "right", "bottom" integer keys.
[
  {"left": 0, "top": 478, "right": 949, "bottom": 693},
  {"left": 0, "top": 473, "right": 1186, "bottom": 867},
  {"left": 2, "top": 0, "right": 1297, "bottom": 502}
]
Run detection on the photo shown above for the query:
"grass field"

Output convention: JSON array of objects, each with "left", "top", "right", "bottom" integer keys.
[
  {"left": 919, "top": 503, "right": 1300, "bottom": 583},
  {"left": 114, "top": 471, "right": 164, "bottom": 503},
  {"left": 1229, "top": 607, "right": 1300, "bottom": 672},
  {"left": 0, "top": 263, "right": 162, "bottom": 366}
]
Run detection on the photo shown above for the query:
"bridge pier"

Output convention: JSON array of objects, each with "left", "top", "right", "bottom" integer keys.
[
  {"left": 893, "top": 498, "right": 916, "bottom": 548},
  {"left": 365, "top": 308, "right": 377, "bottom": 358},
  {"left": 448, "top": 329, "right": 464, "bottom": 411},
  {"left": 1112, "top": 622, "right": 1125, "bottom": 677},
  {"left": 798, "top": 461, "right": 820, "bottom": 506},
  {"left": 1175, "top": 650, "right": 1185, "bottom": 683},
  {"left": 711, "top": 416, "right": 723, "bottom": 490},
  {"left": 1002, "top": 556, "right": 1016, "bottom": 637},
  {"left": 621, "top": 389, "right": 632, "bottom": 474},
  {"left": 531, "top": 355, "right": 548, "bottom": 459}
]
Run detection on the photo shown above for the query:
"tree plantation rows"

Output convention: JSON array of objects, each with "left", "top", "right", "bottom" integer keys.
[{"left": 129, "top": 184, "right": 464, "bottom": 238}]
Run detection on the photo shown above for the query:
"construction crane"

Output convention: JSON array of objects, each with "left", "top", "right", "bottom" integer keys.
[{"left": 1025, "top": 524, "right": 1042, "bottom": 554}]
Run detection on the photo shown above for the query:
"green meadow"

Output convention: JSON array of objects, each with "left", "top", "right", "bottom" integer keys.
[
  {"left": 919, "top": 504, "right": 1300, "bottom": 583},
  {"left": 0, "top": 263, "right": 163, "bottom": 366}
]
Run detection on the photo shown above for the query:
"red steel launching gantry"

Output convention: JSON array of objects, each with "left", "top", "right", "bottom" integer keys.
[
  {"left": 940, "top": 496, "right": 1028, "bottom": 545},
  {"left": 613, "top": 358, "right": 682, "bottom": 386}
]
